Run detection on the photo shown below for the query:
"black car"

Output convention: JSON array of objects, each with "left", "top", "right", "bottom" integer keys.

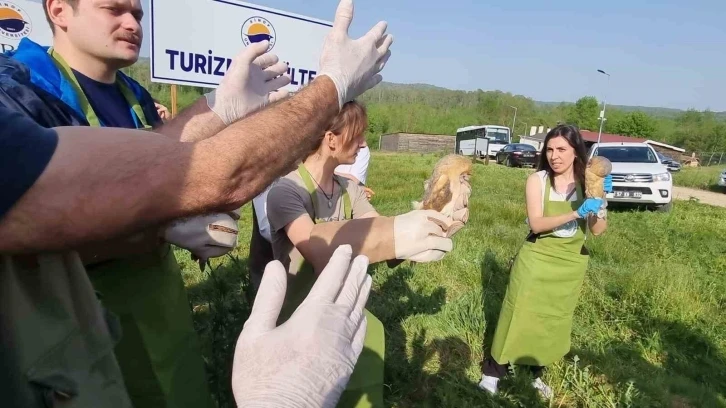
[
  {"left": 496, "top": 143, "right": 540, "bottom": 167},
  {"left": 657, "top": 152, "right": 682, "bottom": 172}
]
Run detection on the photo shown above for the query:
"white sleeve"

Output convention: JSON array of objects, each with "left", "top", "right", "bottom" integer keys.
[
  {"left": 335, "top": 163, "right": 353, "bottom": 176},
  {"left": 252, "top": 185, "right": 273, "bottom": 242},
  {"left": 350, "top": 147, "right": 370, "bottom": 185}
]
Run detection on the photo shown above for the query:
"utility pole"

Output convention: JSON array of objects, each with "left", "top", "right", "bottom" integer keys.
[
  {"left": 509, "top": 106, "right": 517, "bottom": 138},
  {"left": 596, "top": 69, "right": 611, "bottom": 146}
]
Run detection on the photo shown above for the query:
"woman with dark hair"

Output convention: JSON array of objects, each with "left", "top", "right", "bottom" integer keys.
[{"left": 478, "top": 124, "right": 610, "bottom": 398}]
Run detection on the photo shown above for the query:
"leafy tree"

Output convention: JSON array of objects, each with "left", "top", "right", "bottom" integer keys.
[
  {"left": 610, "top": 111, "right": 658, "bottom": 138},
  {"left": 120, "top": 60, "right": 726, "bottom": 154},
  {"left": 565, "top": 96, "right": 600, "bottom": 131}
]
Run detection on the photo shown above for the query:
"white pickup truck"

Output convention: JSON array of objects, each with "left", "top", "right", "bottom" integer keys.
[{"left": 588, "top": 142, "right": 674, "bottom": 212}]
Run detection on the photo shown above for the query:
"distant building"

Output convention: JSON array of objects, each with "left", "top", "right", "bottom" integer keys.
[{"left": 380, "top": 133, "right": 455, "bottom": 154}]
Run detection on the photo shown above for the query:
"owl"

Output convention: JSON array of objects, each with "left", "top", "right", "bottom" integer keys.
[
  {"left": 585, "top": 156, "right": 613, "bottom": 199},
  {"left": 412, "top": 154, "right": 473, "bottom": 237}
]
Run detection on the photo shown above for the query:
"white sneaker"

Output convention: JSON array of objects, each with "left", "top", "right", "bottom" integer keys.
[
  {"left": 478, "top": 374, "right": 499, "bottom": 395},
  {"left": 532, "top": 378, "right": 553, "bottom": 399}
]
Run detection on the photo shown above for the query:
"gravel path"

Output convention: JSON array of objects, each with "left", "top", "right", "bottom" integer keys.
[{"left": 673, "top": 186, "right": 726, "bottom": 208}]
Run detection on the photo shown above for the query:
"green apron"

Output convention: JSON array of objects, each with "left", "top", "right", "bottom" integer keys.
[
  {"left": 277, "top": 164, "right": 385, "bottom": 408},
  {"left": 48, "top": 50, "right": 214, "bottom": 408},
  {"left": 490, "top": 175, "right": 589, "bottom": 367},
  {"left": 1, "top": 252, "right": 132, "bottom": 407}
]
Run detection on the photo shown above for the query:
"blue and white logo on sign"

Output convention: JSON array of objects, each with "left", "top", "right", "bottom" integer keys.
[
  {"left": 241, "top": 16, "right": 276, "bottom": 51},
  {"left": 0, "top": 2, "right": 32, "bottom": 40}
]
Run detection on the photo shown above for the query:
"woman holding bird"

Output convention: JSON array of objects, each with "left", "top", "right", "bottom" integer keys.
[{"left": 478, "top": 124, "right": 612, "bottom": 398}]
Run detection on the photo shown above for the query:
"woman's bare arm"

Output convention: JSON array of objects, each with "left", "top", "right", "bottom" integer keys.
[{"left": 525, "top": 173, "right": 580, "bottom": 234}]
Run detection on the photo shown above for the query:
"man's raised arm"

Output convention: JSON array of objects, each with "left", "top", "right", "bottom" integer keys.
[
  {"left": 153, "top": 47, "right": 290, "bottom": 144},
  {"left": 154, "top": 0, "right": 393, "bottom": 145},
  {"left": 0, "top": 77, "right": 335, "bottom": 253},
  {"left": 0, "top": 0, "right": 393, "bottom": 253}
]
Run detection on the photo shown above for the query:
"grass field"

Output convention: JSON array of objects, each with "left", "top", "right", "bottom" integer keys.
[
  {"left": 176, "top": 152, "right": 726, "bottom": 408},
  {"left": 673, "top": 166, "right": 725, "bottom": 192}
]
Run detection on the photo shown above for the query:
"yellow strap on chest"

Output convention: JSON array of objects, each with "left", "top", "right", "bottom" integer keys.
[
  {"left": 297, "top": 163, "right": 352, "bottom": 222},
  {"left": 47, "top": 48, "right": 150, "bottom": 129}
]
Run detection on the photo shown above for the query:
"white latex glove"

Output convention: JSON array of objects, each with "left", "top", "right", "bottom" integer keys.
[
  {"left": 318, "top": 0, "right": 394, "bottom": 109},
  {"left": 394, "top": 210, "right": 454, "bottom": 262},
  {"left": 205, "top": 41, "right": 291, "bottom": 125},
  {"left": 232, "top": 245, "right": 371, "bottom": 408},
  {"left": 451, "top": 177, "right": 472, "bottom": 224},
  {"left": 163, "top": 212, "right": 239, "bottom": 267}
]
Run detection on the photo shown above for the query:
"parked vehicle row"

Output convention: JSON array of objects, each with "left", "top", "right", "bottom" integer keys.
[
  {"left": 587, "top": 142, "right": 673, "bottom": 212},
  {"left": 494, "top": 143, "right": 540, "bottom": 167},
  {"left": 489, "top": 142, "right": 675, "bottom": 211},
  {"left": 657, "top": 152, "right": 682, "bottom": 172}
]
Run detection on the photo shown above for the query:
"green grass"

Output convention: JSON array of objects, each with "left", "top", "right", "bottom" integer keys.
[
  {"left": 673, "top": 166, "right": 726, "bottom": 193},
  {"left": 177, "top": 152, "right": 726, "bottom": 408}
]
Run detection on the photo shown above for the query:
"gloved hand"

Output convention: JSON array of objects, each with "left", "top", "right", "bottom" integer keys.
[
  {"left": 451, "top": 176, "right": 471, "bottom": 224},
  {"left": 232, "top": 245, "right": 371, "bottom": 408},
  {"left": 205, "top": 41, "right": 291, "bottom": 125},
  {"left": 446, "top": 178, "right": 471, "bottom": 238},
  {"left": 603, "top": 174, "right": 613, "bottom": 193},
  {"left": 318, "top": 0, "right": 394, "bottom": 109},
  {"left": 394, "top": 210, "right": 454, "bottom": 262},
  {"left": 163, "top": 210, "right": 240, "bottom": 268},
  {"left": 577, "top": 198, "right": 604, "bottom": 219},
  {"left": 363, "top": 186, "right": 375, "bottom": 201}
]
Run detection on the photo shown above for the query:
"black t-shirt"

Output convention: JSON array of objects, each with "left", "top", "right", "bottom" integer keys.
[
  {"left": 0, "top": 106, "right": 59, "bottom": 218},
  {"left": 72, "top": 69, "right": 137, "bottom": 128}
]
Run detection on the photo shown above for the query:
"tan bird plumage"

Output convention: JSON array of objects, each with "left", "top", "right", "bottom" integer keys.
[
  {"left": 585, "top": 156, "right": 612, "bottom": 199},
  {"left": 412, "top": 154, "right": 473, "bottom": 237}
]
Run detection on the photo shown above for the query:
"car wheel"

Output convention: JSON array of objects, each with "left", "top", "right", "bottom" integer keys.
[
  {"left": 657, "top": 201, "right": 673, "bottom": 212},
  {"left": 506, "top": 157, "right": 512, "bottom": 167}
]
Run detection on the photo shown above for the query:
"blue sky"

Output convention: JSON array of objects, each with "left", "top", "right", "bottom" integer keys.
[{"left": 132, "top": 0, "right": 723, "bottom": 111}]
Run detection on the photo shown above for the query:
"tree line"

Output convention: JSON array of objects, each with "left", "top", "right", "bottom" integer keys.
[{"left": 123, "top": 61, "right": 726, "bottom": 154}]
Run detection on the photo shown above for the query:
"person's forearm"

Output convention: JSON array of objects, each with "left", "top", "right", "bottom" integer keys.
[
  {"left": 528, "top": 211, "right": 580, "bottom": 234},
  {"left": 303, "top": 216, "right": 396, "bottom": 273},
  {"left": 155, "top": 98, "right": 227, "bottom": 142},
  {"left": 0, "top": 77, "right": 340, "bottom": 254},
  {"left": 199, "top": 76, "right": 340, "bottom": 210},
  {"left": 0, "top": 127, "right": 197, "bottom": 253}
]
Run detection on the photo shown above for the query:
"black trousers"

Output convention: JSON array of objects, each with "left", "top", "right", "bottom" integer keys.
[{"left": 482, "top": 356, "right": 544, "bottom": 379}]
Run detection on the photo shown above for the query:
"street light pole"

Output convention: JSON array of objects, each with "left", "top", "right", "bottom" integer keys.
[
  {"left": 509, "top": 105, "right": 517, "bottom": 139},
  {"left": 596, "top": 69, "right": 610, "bottom": 146}
]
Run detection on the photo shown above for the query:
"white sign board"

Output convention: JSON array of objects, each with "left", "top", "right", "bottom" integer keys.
[
  {"left": 0, "top": 0, "right": 53, "bottom": 53},
  {"left": 149, "top": 0, "right": 332, "bottom": 90}
]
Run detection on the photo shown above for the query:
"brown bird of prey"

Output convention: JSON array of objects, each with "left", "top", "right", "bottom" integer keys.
[{"left": 413, "top": 154, "right": 473, "bottom": 237}]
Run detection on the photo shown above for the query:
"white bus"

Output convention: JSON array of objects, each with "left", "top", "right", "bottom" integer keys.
[{"left": 455, "top": 125, "right": 511, "bottom": 158}]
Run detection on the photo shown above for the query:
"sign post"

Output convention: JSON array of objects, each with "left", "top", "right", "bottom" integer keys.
[
  {"left": 170, "top": 84, "right": 177, "bottom": 118},
  {"left": 149, "top": 0, "right": 332, "bottom": 93}
]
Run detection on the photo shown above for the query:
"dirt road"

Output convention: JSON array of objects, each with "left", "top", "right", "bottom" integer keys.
[{"left": 673, "top": 186, "right": 726, "bottom": 208}]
